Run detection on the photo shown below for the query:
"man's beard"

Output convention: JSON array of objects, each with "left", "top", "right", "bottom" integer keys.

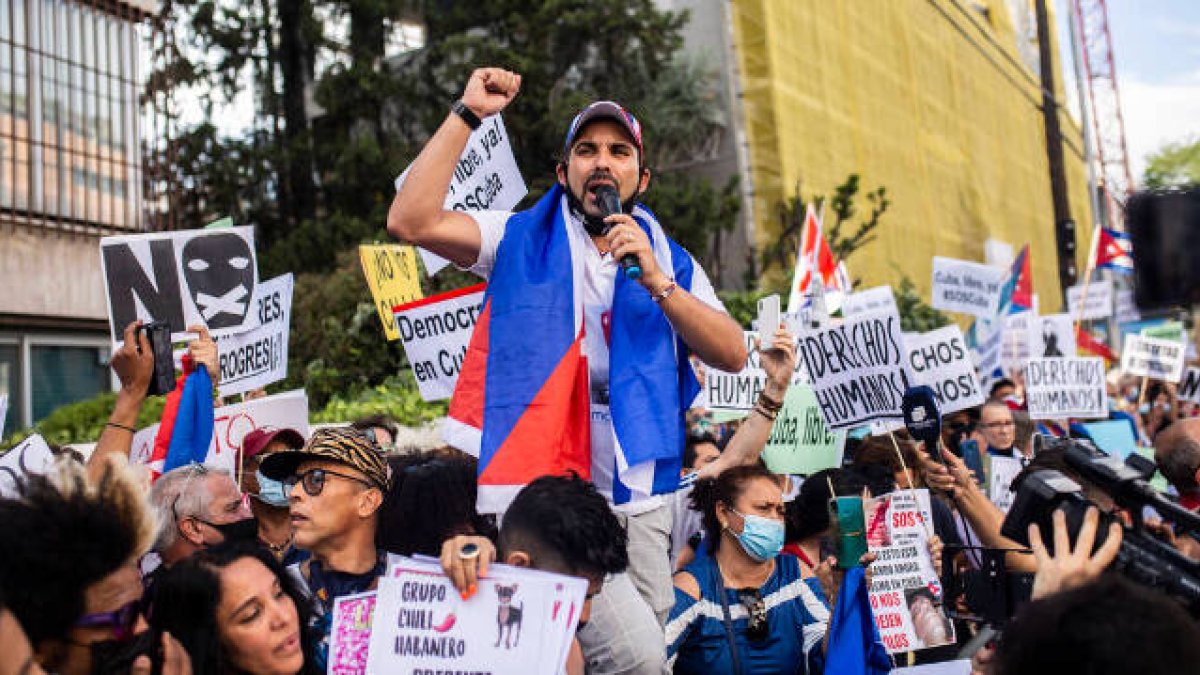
[{"left": 566, "top": 172, "right": 640, "bottom": 236}]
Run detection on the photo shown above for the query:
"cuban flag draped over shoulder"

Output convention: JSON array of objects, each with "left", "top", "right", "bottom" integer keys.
[
  {"left": 1090, "top": 225, "right": 1134, "bottom": 274},
  {"left": 444, "top": 184, "right": 701, "bottom": 514}
]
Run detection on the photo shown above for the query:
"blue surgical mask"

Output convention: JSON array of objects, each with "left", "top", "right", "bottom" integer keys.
[
  {"left": 1139, "top": 402, "right": 1152, "bottom": 416},
  {"left": 254, "top": 469, "right": 290, "bottom": 508},
  {"left": 731, "top": 510, "right": 785, "bottom": 562}
]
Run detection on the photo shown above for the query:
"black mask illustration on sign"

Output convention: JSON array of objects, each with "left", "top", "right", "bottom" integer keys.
[{"left": 181, "top": 233, "right": 255, "bottom": 329}]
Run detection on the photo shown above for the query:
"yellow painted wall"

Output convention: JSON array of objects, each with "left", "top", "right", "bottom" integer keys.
[{"left": 730, "top": 0, "right": 1093, "bottom": 311}]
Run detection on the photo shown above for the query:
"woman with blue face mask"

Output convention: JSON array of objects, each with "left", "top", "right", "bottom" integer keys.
[
  {"left": 239, "top": 428, "right": 310, "bottom": 566},
  {"left": 666, "top": 464, "right": 864, "bottom": 674}
]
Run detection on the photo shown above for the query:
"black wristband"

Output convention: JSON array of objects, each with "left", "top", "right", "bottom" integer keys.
[{"left": 451, "top": 100, "right": 482, "bottom": 130}]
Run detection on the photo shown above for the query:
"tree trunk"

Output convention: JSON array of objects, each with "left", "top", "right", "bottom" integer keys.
[{"left": 279, "top": 0, "right": 317, "bottom": 226}]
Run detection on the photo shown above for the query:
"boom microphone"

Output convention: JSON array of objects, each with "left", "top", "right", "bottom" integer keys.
[{"left": 594, "top": 185, "right": 642, "bottom": 280}]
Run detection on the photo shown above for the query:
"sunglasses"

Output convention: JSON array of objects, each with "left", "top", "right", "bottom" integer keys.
[
  {"left": 74, "top": 600, "right": 140, "bottom": 642},
  {"left": 284, "top": 468, "right": 374, "bottom": 497},
  {"left": 737, "top": 588, "right": 769, "bottom": 641}
]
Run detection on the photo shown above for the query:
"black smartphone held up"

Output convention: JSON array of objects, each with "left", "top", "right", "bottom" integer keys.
[
  {"left": 138, "top": 321, "right": 177, "bottom": 397},
  {"left": 960, "top": 439, "right": 985, "bottom": 486}
]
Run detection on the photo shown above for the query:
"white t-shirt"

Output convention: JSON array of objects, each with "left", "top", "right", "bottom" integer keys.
[{"left": 465, "top": 209, "right": 726, "bottom": 511}]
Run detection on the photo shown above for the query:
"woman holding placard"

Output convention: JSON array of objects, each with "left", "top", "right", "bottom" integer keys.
[
  {"left": 666, "top": 465, "right": 868, "bottom": 674},
  {"left": 150, "top": 541, "right": 318, "bottom": 675}
]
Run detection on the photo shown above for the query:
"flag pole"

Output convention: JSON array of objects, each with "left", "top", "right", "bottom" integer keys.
[{"left": 1074, "top": 224, "right": 1101, "bottom": 333}]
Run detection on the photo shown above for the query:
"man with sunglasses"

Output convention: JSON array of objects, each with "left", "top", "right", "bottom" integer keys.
[{"left": 259, "top": 426, "right": 390, "bottom": 670}]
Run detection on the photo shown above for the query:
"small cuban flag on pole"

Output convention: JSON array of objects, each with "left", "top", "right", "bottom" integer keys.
[{"left": 1090, "top": 225, "right": 1135, "bottom": 274}]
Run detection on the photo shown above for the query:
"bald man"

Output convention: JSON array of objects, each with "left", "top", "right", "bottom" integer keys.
[{"left": 1155, "top": 418, "right": 1200, "bottom": 512}]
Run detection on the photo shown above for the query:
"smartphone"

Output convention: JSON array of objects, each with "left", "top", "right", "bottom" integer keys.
[
  {"left": 138, "top": 321, "right": 177, "bottom": 397},
  {"left": 831, "top": 496, "right": 868, "bottom": 569},
  {"left": 959, "top": 439, "right": 985, "bottom": 486},
  {"left": 757, "top": 294, "right": 781, "bottom": 347}
]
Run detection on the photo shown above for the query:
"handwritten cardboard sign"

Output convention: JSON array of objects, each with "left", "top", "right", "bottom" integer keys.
[
  {"left": 216, "top": 274, "right": 293, "bottom": 397},
  {"left": 393, "top": 285, "right": 486, "bottom": 402},
  {"left": 865, "top": 489, "right": 955, "bottom": 654},
  {"left": 1121, "top": 334, "right": 1186, "bottom": 382},
  {"left": 796, "top": 311, "right": 911, "bottom": 430},
  {"left": 1067, "top": 280, "right": 1113, "bottom": 321},
  {"left": 1024, "top": 357, "right": 1106, "bottom": 420},
  {"left": 701, "top": 331, "right": 807, "bottom": 411},
  {"left": 905, "top": 326, "right": 985, "bottom": 415},
  {"left": 359, "top": 245, "right": 424, "bottom": 341},
  {"left": 843, "top": 286, "right": 898, "bottom": 317},
  {"left": 930, "top": 257, "right": 1004, "bottom": 317},
  {"left": 761, "top": 385, "right": 846, "bottom": 475},
  {"left": 368, "top": 556, "right": 586, "bottom": 675}
]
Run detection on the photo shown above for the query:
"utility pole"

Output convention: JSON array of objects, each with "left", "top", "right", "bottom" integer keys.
[{"left": 1034, "top": 0, "right": 1077, "bottom": 301}]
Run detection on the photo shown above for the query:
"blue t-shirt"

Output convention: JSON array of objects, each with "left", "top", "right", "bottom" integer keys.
[{"left": 666, "top": 552, "right": 830, "bottom": 674}]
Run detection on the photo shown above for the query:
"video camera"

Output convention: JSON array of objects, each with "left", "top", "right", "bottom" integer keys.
[{"left": 1000, "top": 434, "right": 1200, "bottom": 616}]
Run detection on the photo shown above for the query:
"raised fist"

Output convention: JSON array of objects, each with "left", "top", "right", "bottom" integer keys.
[{"left": 461, "top": 68, "right": 521, "bottom": 119}]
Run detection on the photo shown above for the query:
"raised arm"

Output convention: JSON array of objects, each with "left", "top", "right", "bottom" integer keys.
[
  {"left": 696, "top": 327, "right": 793, "bottom": 477},
  {"left": 387, "top": 68, "right": 521, "bottom": 268},
  {"left": 88, "top": 321, "right": 153, "bottom": 481}
]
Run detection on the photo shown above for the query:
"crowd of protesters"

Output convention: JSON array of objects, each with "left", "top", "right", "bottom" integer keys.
[{"left": 3, "top": 67, "right": 1200, "bottom": 675}]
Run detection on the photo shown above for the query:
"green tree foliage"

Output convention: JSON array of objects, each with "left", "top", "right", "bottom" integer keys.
[{"left": 1143, "top": 137, "right": 1200, "bottom": 189}]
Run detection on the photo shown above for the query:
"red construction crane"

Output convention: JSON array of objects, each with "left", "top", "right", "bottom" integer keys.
[{"left": 1069, "top": 0, "right": 1136, "bottom": 228}]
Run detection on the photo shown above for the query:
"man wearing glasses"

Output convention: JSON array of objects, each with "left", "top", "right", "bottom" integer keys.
[
  {"left": 259, "top": 426, "right": 390, "bottom": 670},
  {"left": 979, "top": 400, "right": 1024, "bottom": 461}
]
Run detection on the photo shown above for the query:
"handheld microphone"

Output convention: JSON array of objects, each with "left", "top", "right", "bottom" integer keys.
[
  {"left": 902, "top": 385, "right": 943, "bottom": 461},
  {"left": 594, "top": 185, "right": 642, "bottom": 281}
]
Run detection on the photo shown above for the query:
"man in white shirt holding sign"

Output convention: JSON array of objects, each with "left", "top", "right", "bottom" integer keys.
[{"left": 388, "top": 68, "right": 745, "bottom": 674}]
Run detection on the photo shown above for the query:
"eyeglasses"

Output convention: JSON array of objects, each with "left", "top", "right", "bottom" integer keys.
[
  {"left": 947, "top": 420, "right": 973, "bottom": 433},
  {"left": 284, "top": 468, "right": 374, "bottom": 497},
  {"left": 737, "top": 588, "right": 769, "bottom": 641},
  {"left": 170, "top": 462, "right": 211, "bottom": 524},
  {"left": 74, "top": 600, "right": 140, "bottom": 642},
  {"left": 982, "top": 420, "right": 1016, "bottom": 430}
]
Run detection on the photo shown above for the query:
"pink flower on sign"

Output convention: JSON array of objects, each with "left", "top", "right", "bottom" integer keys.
[{"left": 329, "top": 593, "right": 376, "bottom": 675}]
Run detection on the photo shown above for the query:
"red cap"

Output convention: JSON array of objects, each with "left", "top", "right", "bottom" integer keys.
[{"left": 242, "top": 427, "right": 305, "bottom": 460}]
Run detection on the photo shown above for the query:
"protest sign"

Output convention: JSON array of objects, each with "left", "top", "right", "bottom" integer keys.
[
  {"left": 1027, "top": 314, "right": 1076, "bottom": 358},
  {"left": 393, "top": 285, "right": 486, "bottom": 402},
  {"left": 100, "top": 227, "right": 259, "bottom": 343},
  {"left": 1067, "top": 280, "right": 1113, "bottom": 321},
  {"left": 988, "top": 455, "right": 1023, "bottom": 512},
  {"left": 796, "top": 310, "right": 911, "bottom": 430},
  {"left": 216, "top": 274, "right": 293, "bottom": 397},
  {"left": 702, "top": 331, "right": 807, "bottom": 411},
  {"left": 1115, "top": 289, "right": 1141, "bottom": 325},
  {"left": 395, "top": 116, "right": 528, "bottom": 276},
  {"left": 0, "top": 434, "right": 55, "bottom": 497},
  {"left": 905, "top": 326, "right": 985, "bottom": 415},
  {"left": 1000, "top": 312, "right": 1032, "bottom": 375},
  {"left": 359, "top": 245, "right": 424, "bottom": 341},
  {"left": 367, "top": 556, "right": 586, "bottom": 675},
  {"left": 1121, "top": 334, "right": 1186, "bottom": 382},
  {"left": 762, "top": 385, "right": 846, "bottom": 475},
  {"left": 842, "top": 286, "right": 898, "bottom": 317},
  {"left": 129, "top": 390, "right": 310, "bottom": 473},
  {"left": 1024, "top": 357, "right": 1106, "bottom": 420},
  {"left": 970, "top": 322, "right": 1003, "bottom": 387},
  {"left": 930, "top": 257, "right": 1004, "bottom": 317},
  {"left": 1141, "top": 321, "right": 1186, "bottom": 343},
  {"left": 1180, "top": 367, "right": 1200, "bottom": 405},
  {"left": 864, "top": 489, "right": 955, "bottom": 654},
  {"left": 329, "top": 591, "right": 376, "bottom": 675}
]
